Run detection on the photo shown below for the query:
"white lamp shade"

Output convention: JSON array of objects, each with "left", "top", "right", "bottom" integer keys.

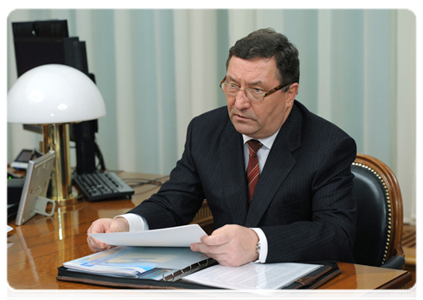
[{"left": 8, "top": 64, "right": 106, "bottom": 124}]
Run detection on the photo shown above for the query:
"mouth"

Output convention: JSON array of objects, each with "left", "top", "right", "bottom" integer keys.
[{"left": 234, "top": 113, "right": 250, "bottom": 121}]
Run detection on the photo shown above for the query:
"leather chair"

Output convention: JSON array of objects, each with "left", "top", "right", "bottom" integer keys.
[{"left": 351, "top": 154, "right": 405, "bottom": 269}]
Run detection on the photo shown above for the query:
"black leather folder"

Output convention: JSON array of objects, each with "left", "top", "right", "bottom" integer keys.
[{"left": 57, "top": 261, "right": 340, "bottom": 290}]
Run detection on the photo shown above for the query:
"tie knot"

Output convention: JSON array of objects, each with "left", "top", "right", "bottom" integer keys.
[{"left": 247, "top": 140, "right": 263, "bottom": 155}]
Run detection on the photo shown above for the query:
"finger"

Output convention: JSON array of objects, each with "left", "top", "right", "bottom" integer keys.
[
  {"left": 191, "top": 242, "right": 225, "bottom": 256},
  {"left": 106, "top": 222, "right": 119, "bottom": 233},
  {"left": 190, "top": 242, "right": 201, "bottom": 252},
  {"left": 191, "top": 243, "right": 232, "bottom": 266},
  {"left": 110, "top": 217, "right": 129, "bottom": 232},
  {"left": 87, "top": 236, "right": 103, "bottom": 251},
  {"left": 87, "top": 236, "right": 102, "bottom": 252},
  {"left": 87, "top": 234, "right": 111, "bottom": 252},
  {"left": 88, "top": 240, "right": 110, "bottom": 252},
  {"left": 88, "top": 222, "right": 107, "bottom": 235},
  {"left": 201, "top": 231, "right": 230, "bottom": 246},
  {"left": 86, "top": 219, "right": 116, "bottom": 252}
]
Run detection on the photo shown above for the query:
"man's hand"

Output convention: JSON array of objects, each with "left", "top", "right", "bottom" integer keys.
[
  {"left": 87, "top": 217, "right": 129, "bottom": 252},
  {"left": 190, "top": 224, "right": 259, "bottom": 267}
]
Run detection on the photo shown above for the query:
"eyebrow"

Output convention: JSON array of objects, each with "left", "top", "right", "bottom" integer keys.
[{"left": 226, "top": 75, "right": 264, "bottom": 87}]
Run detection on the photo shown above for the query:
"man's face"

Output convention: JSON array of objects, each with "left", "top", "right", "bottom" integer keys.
[{"left": 225, "top": 56, "right": 298, "bottom": 139}]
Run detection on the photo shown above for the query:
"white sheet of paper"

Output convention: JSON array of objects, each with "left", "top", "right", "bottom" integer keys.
[
  {"left": 7, "top": 225, "right": 14, "bottom": 232},
  {"left": 88, "top": 224, "right": 207, "bottom": 247},
  {"left": 184, "top": 262, "right": 322, "bottom": 290}
]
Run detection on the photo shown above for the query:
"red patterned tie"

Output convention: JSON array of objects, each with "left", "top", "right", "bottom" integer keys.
[{"left": 247, "top": 140, "right": 263, "bottom": 203}]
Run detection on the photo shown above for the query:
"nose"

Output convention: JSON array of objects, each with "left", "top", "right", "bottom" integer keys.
[{"left": 234, "top": 89, "right": 251, "bottom": 110}]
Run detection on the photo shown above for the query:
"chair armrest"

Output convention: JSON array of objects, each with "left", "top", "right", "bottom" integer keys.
[{"left": 380, "top": 255, "right": 405, "bottom": 269}]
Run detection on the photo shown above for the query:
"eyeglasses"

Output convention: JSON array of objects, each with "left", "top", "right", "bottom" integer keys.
[{"left": 219, "top": 76, "right": 290, "bottom": 102}]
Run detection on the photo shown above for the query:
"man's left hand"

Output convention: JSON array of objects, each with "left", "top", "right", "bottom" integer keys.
[{"left": 190, "top": 224, "right": 259, "bottom": 267}]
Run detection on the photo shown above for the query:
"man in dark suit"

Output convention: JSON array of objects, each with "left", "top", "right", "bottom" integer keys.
[{"left": 88, "top": 28, "right": 357, "bottom": 267}]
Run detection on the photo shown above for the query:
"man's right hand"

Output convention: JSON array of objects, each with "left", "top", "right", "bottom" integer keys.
[{"left": 87, "top": 217, "right": 129, "bottom": 252}]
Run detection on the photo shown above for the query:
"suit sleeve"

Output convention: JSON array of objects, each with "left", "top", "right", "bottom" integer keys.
[{"left": 126, "top": 119, "right": 205, "bottom": 229}]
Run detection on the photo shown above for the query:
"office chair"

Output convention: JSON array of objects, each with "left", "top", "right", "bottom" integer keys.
[{"left": 351, "top": 154, "right": 405, "bottom": 269}]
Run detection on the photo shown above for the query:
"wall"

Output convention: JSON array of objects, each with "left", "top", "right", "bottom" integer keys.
[{"left": 6, "top": 9, "right": 416, "bottom": 223}]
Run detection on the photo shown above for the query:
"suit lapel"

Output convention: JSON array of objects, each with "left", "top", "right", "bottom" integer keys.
[
  {"left": 245, "top": 104, "right": 302, "bottom": 227},
  {"left": 219, "top": 125, "right": 249, "bottom": 225}
]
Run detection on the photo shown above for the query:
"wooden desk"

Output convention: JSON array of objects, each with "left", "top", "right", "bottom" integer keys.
[{"left": 7, "top": 172, "right": 411, "bottom": 290}]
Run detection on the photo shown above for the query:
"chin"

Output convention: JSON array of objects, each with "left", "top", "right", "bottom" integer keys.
[
  {"left": 230, "top": 116, "right": 258, "bottom": 136},
  {"left": 234, "top": 125, "right": 256, "bottom": 137}
]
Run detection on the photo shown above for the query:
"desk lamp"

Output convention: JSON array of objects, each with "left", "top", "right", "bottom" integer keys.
[{"left": 8, "top": 64, "right": 106, "bottom": 204}]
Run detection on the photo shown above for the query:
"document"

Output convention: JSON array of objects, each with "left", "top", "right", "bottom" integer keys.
[
  {"left": 88, "top": 224, "right": 207, "bottom": 247},
  {"left": 64, "top": 246, "right": 211, "bottom": 280},
  {"left": 7, "top": 225, "right": 13, "bottom": 232},
  {"left": 62, "top": 224, "right": 334, "bottom": 289},
  {"left": 183, "top": 262, "right": 322, "bottom": 290}
]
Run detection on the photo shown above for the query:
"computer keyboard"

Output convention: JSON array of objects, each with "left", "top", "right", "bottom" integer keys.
[{"left": 74, "top": 171, "right": 134, "bottom": 202}]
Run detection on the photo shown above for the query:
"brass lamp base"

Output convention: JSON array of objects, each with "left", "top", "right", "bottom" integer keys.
[
  {"left": 55, "top": 190, "right": 82, "bottom": 206},
  {"left": 42, "top": 123, "right": 81, "bottom": 206}
]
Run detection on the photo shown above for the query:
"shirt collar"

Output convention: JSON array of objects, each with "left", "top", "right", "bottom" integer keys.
[{"left": 242, "top": 129, "right": 280, "bottom": 150}]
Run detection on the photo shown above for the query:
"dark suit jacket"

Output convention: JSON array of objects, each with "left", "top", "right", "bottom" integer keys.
[{"left": 129, "top": 100, "right": 357, "bottom": 263}]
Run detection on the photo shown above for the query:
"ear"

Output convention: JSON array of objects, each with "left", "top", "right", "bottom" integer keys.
[{"left": 285, "top": 83, "right": 299, "bottom": 108}]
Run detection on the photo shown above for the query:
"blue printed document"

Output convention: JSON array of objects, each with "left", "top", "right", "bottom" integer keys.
[{"left": 63, "top": 246, "right": 209, "bottom": 280}]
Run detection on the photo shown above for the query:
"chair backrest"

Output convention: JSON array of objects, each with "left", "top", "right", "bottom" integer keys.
[{"left": 351, "top": 154, "right": 404, "bottom": 267}]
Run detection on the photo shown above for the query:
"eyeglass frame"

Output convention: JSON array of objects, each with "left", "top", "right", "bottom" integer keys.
[{"left": 219, "top": 76, "right": 291, "bottom": 102}]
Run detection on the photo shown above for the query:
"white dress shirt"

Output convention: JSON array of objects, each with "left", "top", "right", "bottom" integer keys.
[{"left": 118, "top": 129, "right": 280, "bottom": 263}]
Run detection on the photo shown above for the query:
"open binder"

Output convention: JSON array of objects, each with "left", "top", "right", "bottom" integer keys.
[{"left": 57, "top": 258, "right": 340, "bottom": 290}]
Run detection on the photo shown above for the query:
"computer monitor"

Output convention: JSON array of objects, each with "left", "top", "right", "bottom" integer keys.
[
  {"left": 12, "top": 20, "right": 90, "bottom": 77},
  {"left": 12, "top": 20, "right": 99, "bottom": 174}
]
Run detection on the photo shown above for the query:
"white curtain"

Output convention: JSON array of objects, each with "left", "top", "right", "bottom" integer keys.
[{"left": 7, "top": 9, "right": 416, "bottom": 223}]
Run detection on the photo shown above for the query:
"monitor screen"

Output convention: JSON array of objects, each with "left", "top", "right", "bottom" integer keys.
[{"left": 13, "top": 20, "right": 69, "bottom": 76}]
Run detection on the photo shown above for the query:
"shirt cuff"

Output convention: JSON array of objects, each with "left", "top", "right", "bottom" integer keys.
[
  {"left": 115, "top": 213, "right": 149, "bottom": 232},
  {"left": 251, "top": 228, "right": 268, "bottom": 263}
]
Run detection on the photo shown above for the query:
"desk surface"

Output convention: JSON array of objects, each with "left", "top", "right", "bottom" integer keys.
[{"left": 7, "top": 172, "right": 411, "bottom": 290}]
